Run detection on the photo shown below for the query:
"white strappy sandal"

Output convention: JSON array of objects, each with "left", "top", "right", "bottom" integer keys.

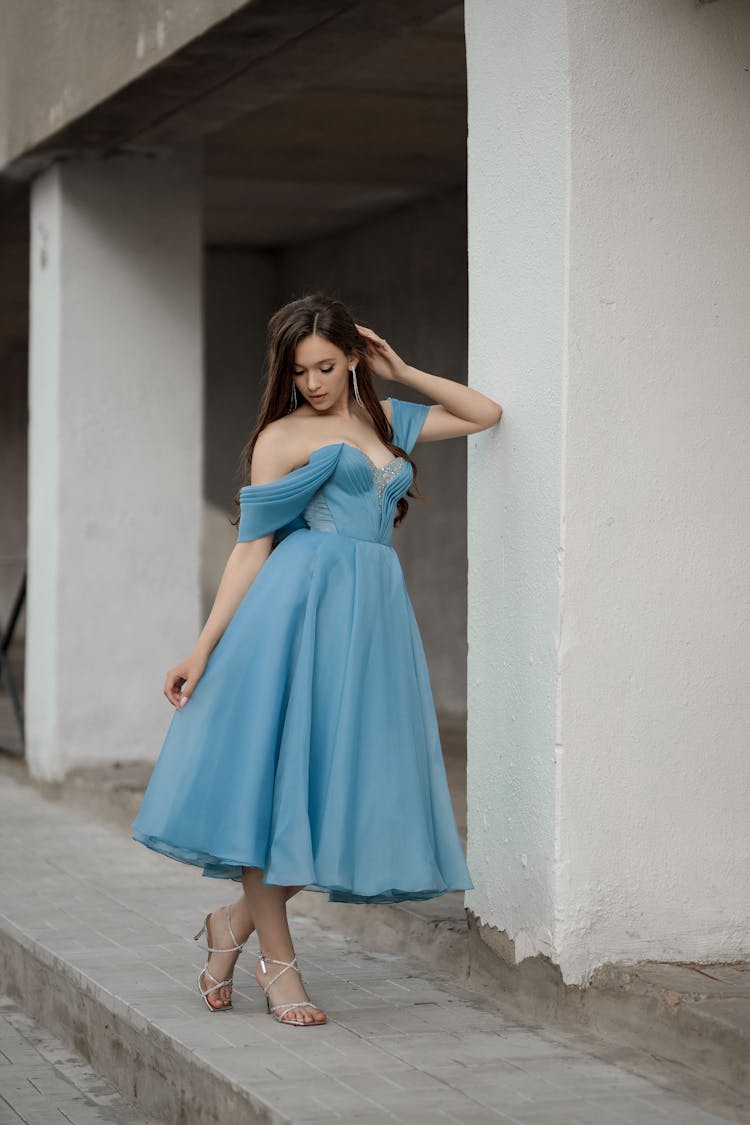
[
  {"left": 193, "top": 904, "right": 245, "bottom": 1011},
  {"left": 256, "top": 951, "right": 327, "bottom": 1026}
]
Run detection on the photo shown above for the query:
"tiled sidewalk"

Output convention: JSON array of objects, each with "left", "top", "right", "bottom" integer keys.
[
  {"left": 0, "top": 993, "right": 162, "bottom": 1124},
  {"left": 0, "top": 773, "right": 738, "bottom": 1124}
]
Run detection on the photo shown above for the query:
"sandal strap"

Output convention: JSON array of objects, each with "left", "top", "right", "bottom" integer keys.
[
  {"left": 269, "top": 1001, "right": 323, "bottom": 1017},
  {"left": 257, "top": 952, "right": 302, "bottom": 996},
  {"left": 198, "top": 904, "right": 245, "bottom": 953},
  {"left": 256, "top": 951, "right": 324, "bottom": 1022},
  {"left": 199, "top": 966, "right": 233, "bottom": 995},
  {"left": 224, "top": 904, "right": 244, "bottom": 951},
  {"left": 257, "top": 953, "right": 300, "bottom": 970}
]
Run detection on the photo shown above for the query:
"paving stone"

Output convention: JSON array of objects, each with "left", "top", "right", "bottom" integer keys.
[
  {"left": 0, "top": 774, "right": 738, "bottom": 1125},
  {"left": 0, "top": 995, "right": 160, "bottom": 1124}
]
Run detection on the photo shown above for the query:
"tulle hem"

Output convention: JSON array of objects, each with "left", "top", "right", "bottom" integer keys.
[{"left": 130, "top": 829, "right": 472, "bottom": 904}]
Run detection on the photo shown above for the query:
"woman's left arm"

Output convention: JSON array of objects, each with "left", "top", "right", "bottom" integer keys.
[{"left": 356, "top": 323, "right": 503, "bottom": 441}]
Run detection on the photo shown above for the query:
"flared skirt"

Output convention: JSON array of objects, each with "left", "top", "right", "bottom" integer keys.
[{"left": 131, "top": 528, "right": 473, "bottom": 904}]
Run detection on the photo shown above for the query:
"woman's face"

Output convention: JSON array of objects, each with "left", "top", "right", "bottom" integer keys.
[{"left": 292, "top": 333, "right": 353, "bottom": 411}]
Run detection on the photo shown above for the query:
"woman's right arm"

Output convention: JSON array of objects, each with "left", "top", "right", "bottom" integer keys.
[
  {"left": 163, "top": 536, "right": 273, "bottom": 708},
  {"left": 163, "top": 425, "right": 294, "bottom": 708}
]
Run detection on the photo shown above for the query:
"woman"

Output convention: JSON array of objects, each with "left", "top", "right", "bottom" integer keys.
[{"left": 131, "top": 293, "right": 503, "bottom": 1027}]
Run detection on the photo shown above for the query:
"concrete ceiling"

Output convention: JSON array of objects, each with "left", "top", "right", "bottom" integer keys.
[
  {"left": 0, "top": 0, "right": 466, "bottom": 353},
  {"left": 203, "top": 4, "right": 466, "bottom": 246}
]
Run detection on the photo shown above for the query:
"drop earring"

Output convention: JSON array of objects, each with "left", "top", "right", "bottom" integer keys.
[
  {"left": 351, "top": 366, "right": 364, "bottom": 408},
  {"left": 288, "top": 383, "right": 298, "bottom": 412}
]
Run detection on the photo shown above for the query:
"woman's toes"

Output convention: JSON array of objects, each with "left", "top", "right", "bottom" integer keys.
[{"left": 203, "top": 975, "right": 224, "bottom": 1009}]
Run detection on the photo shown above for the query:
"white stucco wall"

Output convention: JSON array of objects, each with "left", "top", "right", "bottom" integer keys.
[
  {"left": 557, "top": 0, "right": 750, "bottom": 983},
  {"left": 466, "top": 0, "right": 750, "bottom": 985},
  {"left": 26, "top": 147, "right": 203, "bottom": 780},
  {"left": 465, "top": 1, "right": 568, "bottom": 963}
]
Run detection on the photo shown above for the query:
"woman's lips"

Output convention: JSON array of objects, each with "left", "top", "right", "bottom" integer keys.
[{"left": 310, "top": 393, "right": 326, "bottom": 401}]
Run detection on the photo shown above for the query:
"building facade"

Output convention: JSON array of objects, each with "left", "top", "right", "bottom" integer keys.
[{"left": 1, "top": 0, "right": 748, "bottom": 987}]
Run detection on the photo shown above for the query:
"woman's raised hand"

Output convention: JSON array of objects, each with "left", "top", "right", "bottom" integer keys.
[
  {"left": 164, "top": 652, "right": 207, "bottom": 708},
  {"left": 355, "top": 323, "right": 407, "bottom": 383}
]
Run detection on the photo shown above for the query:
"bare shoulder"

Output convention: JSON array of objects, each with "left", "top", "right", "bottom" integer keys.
[
  {"left": 379, "top": 398, "right": 393, "bottom": 423},
  {"left": 250, "top": 417, "right": 300, "bottom": 485}
]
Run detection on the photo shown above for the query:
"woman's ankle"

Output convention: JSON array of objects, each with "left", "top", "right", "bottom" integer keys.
[{"left": 227, "top": 898, "right": 254, "bottom": 940}]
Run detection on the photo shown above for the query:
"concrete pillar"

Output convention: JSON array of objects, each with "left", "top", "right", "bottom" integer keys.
[
  {"left": 465, "top": 0, "right": 567, "bottom": 968},
  {"left": 466, "top": 0, "right": 750, "bottom": 985},
  {"left": 26, "top": 147, "right": 203, "bottom": 781}
]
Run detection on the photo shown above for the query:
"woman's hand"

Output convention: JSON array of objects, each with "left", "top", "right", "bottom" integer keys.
[
  {"left": 355, "top": 323, "right": 407, "bottom": 383},
  {"left": 164, "top": 652, "right": 207, "bottom": 708}
]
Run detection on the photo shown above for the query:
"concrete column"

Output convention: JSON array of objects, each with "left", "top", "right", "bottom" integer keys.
[
  {"left": 466, "top": 0, "right": 750, "bottom": 986},
  {"left": 27, "top": 147, "right": 203, "bottom": 781},
  {"left": 559, "top": 0, "right": 750, "bottom": 984},
  {"left": 465, "top": 0, "right": 568, "bottom": 966}
]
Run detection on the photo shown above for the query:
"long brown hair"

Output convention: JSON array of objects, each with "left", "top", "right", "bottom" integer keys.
[{"left": 231, "top": 292, "right": 424, "bottom": 530}]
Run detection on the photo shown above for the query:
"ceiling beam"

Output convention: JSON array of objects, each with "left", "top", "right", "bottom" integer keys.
[{"left": 4, "top": 0, "right": 461, "bottom": 181}]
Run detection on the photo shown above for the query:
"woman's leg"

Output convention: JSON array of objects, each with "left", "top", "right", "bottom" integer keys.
[
  {"left": 201, "top": 880, "right": 307, "bottom": 1010},
  {"left": 243, "top": 866, "right": 327, "bottom": 1024}
]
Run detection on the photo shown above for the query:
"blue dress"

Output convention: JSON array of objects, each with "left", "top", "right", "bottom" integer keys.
[{"left": 131, "top": 396, "right": 474, "bottom": 904}]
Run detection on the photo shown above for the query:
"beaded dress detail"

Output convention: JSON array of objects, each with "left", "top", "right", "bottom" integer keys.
[
  {"left": 131, "top": 397, "right": 473, "bottom": 905},
  {"left": 371, "top": 456, "right": 406, "bottom": 508}
]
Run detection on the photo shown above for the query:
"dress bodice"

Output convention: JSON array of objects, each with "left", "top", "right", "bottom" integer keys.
[
  {"left": 298, "top": 447, "right": 409, "bottom": 545},
  {"left": 237, "top": 397, "right": 430, "bottom": 548},
  {"left": 302, "top": 454, "right": 407, "bottom": 539}
]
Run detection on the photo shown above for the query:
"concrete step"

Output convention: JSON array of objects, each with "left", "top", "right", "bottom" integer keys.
[{"left": 0, "top": 765, "right": 746, "bottom": 1124}]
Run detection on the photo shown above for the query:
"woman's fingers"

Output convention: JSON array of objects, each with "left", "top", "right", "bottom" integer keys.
[
  {"left": 164, "top": 668, "right": 186, "bottom": 708},
  {"left": 178, "top": 677, "right": 192, "bottom": 708},
  {"left": 164, "top": 657, "right": 206, "bottom": 708},
  {"left": 355, "top": 324, "right": 389, "bottom": 359},
  {"left": 355, "top": 322, "right": 385, "bottom": 344}
]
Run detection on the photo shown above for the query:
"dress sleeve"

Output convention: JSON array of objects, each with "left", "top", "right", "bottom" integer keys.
[
  {"left": 388, "top": 396, "right": 430, "bottom": 456},
  {"left": 237, "top": 443, "right": 343, "bottom": 543}
]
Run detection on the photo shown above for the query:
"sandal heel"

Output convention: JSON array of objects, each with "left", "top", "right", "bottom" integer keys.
[{"left": 193, "top": 905, "right": 246, "bottom": 1013}]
